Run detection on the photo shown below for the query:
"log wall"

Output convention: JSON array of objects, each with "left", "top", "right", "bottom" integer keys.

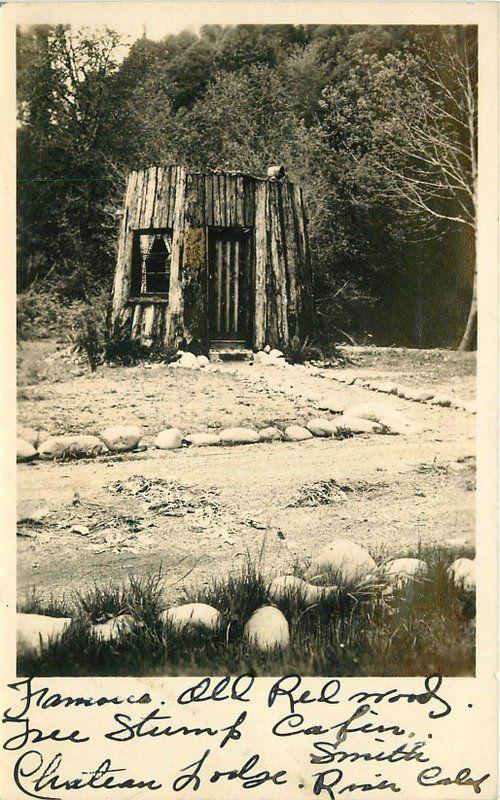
[{"left": 110, "top": 166, "right": 313, "bottom": 354}]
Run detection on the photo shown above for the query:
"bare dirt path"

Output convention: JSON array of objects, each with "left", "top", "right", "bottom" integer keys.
[{"left": 17, "top": 347, "right": 475, "bottom": 606}]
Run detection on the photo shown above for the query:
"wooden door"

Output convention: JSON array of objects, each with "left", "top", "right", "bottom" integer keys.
[{"left": 209, "top": 230, "right": 249, "bottom": 343}]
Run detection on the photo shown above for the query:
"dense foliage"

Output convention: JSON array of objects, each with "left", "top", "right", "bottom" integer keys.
[{"left": 17, "top": 24, "right": 477, "bottom": 348}]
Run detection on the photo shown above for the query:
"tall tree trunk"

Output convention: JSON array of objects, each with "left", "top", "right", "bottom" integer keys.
[{"left": 458, "top": 265, "right": 477, "bottom": 351}]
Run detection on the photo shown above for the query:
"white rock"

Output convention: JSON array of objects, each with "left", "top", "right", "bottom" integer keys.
[
  {"left": 340, "top": 416, "right": 383, "bottom": 434},
  {"left": 305, "top": 538, "right": 376, "bottom": 585},
  {"left": 37, "top": 434, "right": 105, "bottom": 460},
  {"left": 402, "top": 388, "right": 435, "bottom": 402},
  {"left": 18, "top": 427, "right": 49, "bottom": 448},
  {"left": 317, "top": 396, "right": 346, "bottom": 414},
  {"left": 371, "top": 381, "right": 398, "bottom": 394},
  {"left": 161, "top": 603, "right": 221, "bottom": 632},
  {"left": 101, "top": 425, "right": 141, "bottom": 453},
  {"left": 244, "top": 606, "right": 290, "bottom": 650},
  {"left": 306, "top": 418, "right": 341, "bottom": 437},
  {"left": 17, "top": 613, "right": 71, "bottom": 656},
  {"left": 268, "top": 575, "right": 336, "bottom": 605},
  {"left": 197, "top": 355, "right": 210, "bottom": 367},
  {"left": 92, "top": 614, "right": 135, "bottom": 641},
  {"left": 258, "top": 427, "right": 282, "bottom": 442},
  {"left": 17, "top": 438, "right": 37, "bottom": 462},
  {"left": 343, "top": 402, "right": 420, "bottom": 435},
  {"left": 220, "top": 427, "right": 260, "bottom": 445},
  {"left": 284, "top": 425, "right": 313, "bottom": 442},
  {"left": 447, "top": 558, "right": 475, "bottom": 592},
  {"left": 382, "top": 558, "right": 428, "bottom": 585},
  {"left": 264, "top": 345, "right": 271, "bottom": 354},
  {"left": 179, "top": 352, "right": 199, "bottom": 369},
  {"left": 429, "top": 394, "right": 454, "bottom": 407},
  {"left": 269, "top": 349, "right": 284, "bottom": 360},
  {"left": 184, "top": 432, "right": 221, "bottom": 447},
  {"left": 154, "top": 429, "right": 183, "bottom": 450}
]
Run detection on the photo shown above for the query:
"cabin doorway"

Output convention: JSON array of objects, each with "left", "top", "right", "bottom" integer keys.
[{"left": 208, "top": 228, "right": 251, "bottom": 348}]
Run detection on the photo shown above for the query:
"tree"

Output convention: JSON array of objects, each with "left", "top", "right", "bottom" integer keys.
[{"left": 321, "top": 26, "right": 478, "bottom": 349}]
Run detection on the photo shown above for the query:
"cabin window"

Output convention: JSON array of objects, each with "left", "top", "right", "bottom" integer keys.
[{"left": 132, "top": 230, "right": 172, "bottom": 296}]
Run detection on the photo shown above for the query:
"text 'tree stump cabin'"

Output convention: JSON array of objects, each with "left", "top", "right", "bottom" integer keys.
[{"left": 110, "top": 165, "right": 314, "bottom": 355}]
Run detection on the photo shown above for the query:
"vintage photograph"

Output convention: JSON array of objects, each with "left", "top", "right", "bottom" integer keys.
[{"left": 16, "top": 19, "right": 477, "bottom": 677}]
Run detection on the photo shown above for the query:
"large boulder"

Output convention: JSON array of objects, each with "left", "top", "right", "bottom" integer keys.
[
  {"left": 381, "top": 558, "right": 428, "bottom": 586},
  {"left": 91, "top": 614, "right": 135, "bottom": 641},
  {"left": 340, "top": 417, "right": 383, "bottom": 434},
  {"left": 17, "top": 438, "right": 37, "bottom": 463},
  {"left": 268, "top": 575, "right": 337, "bottom": 605},
  {"left": 284, "top": 425, "right": 313, "bottom": 442},
  {"left": 447, "top": 558, "right": 475, "bottom": 592},
  {"left": 101, "top": 425, "right": 141, "bottom": 453},
  {"left": 371, "top": 381, "right": 398, "bottom": 394},
  {"left": 253, "top": 351, "right": 271, "bottom": 366},
  {"left": 269, "top": 349, "right": 284, "bottom": 360},
  {"left": 17, "top": 613, "right": 71, "bottom": 657},
  {"left": 220, "top": 428, "right": 260, "bottom": 445},
  {"left": 305, "top": 538, "right": 376, "bottom": 585},
  {"left": 244, "top": 606, "right": 290, "bottom": 650},
  {"left": 154, "top": 429, "right": 183, "bottom": 450},
  {"left": 183, "top": 432, "right": 221, "bottom": 447},
  {"left": 306, "top": 418, "right": 341, "bottom": 437},
  {"left": 160, "top": 603, "right": 221, "bottom": 633},
  {"left": 258, "top": 427, "right": 282, "bottom": 442},
  {"left": 402, "top": 388, "right": 435, "bottom": 402},
  {"left": 197, "top": 355, "right": 210, "bottom": 367}
]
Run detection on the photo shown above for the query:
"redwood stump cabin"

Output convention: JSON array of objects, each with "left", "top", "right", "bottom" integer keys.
[{"left": 110, "top": 166, "right": 314, "bottom": 356}]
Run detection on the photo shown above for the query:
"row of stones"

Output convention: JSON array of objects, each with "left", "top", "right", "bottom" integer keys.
[
  {"left": 17, "top": 398, "right": 423, "bottom": 463},
  {"left": 333, "top": 374, "right": 476, "bottom": 414},
  {"left": 17, "top": 539, "right": 475, "bottom": 656}
]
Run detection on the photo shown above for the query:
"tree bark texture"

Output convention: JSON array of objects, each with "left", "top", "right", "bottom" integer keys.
[{"left": 111, "top": 167, "right": 314, "bottom": 354}]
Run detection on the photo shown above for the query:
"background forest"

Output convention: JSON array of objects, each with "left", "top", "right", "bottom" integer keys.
[{"left": 17, "top": 23, "right": 477, "bottom": 350}]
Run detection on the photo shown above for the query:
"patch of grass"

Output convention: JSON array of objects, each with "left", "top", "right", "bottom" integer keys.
[{"left": 17, "top": 547, "right": 475, "bottom": 678}]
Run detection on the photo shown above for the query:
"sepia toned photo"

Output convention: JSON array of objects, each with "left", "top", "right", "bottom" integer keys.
[{"left": 16, "top": 18, "right": 478, "bottom": 679}]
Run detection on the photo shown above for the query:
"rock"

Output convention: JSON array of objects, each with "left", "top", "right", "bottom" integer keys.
[
  {"left": 343, "top": 402, "right": 420, "bottom": 435},
  {"left": 161, "top": 603, "right": 221, "bottom": 633},
  {"left": 264, "top": 345, "right": 271, "bottom": 354},
  {"left": 429, "top": 394, "right": 454, "bottom": 407},
  {"left": 371, "top": 381, "right": 398, "bottom": 394},
  {"left": 67, "top": 435, "right": 107, "bottom": 458},
  {"left": 18, "top": 427, "right": 49, "bottom": 448},
  {"left": 306, "top": 418, "right": 341, "bottom": 437},
  {"left": 92, "top": 614, "right": 135, "bottom": 641},
  {"left": 447, "top": 558, "right": 475, "bottom": 592},
  {"left": 268, "top": 575, "right": 337, "bottom": 605},
  {"left": 269, "top": 349, "right": 284, "bottom": 360},
  {"left": 17, "top": 613, "right": 71, "bottom": 657},
  {"left": 220, "top": 427, "right": 260, "bottom": 445},
  {"left": 258, "top": 427, "right": 282, "bottom": 442},
  {"left": 183, "top": 432, "right": 221, "bottom": 447},
  {"left": 317, "top": 396, "right": 346, "bottom": 414},
  {"left": 382, "top": 558, "right": 428, "bottom": 585},
  {"left": 284, "top": 425, "right": 313, "bottom": 442},
  {"left": 154, "top": 429, "right": 183, "bottom": 450},
  {"left": 304, "top": 538, "right": 376, "bottom": 585},
  {"left": 340, "top": 416, "right": 383, "bottom": 434},
  {"left": 101, "top": 425, "right": 141, "bottom": 453},
  {"left": 253, "top": 351, "right": 270, "bottom": 365},
  {"left": 244, "top": 606, "right": 290, "bottom": 650},
  {"left": 179, "top": 352, "right": 199, "bottom": 369},
  {"left": 17, "top": 438, "right": 37, "bottom": 463},
  {"left": 402, "top": 388, "right": 435, "bottom": 402},
  {"left": 37, "top": 435, "right": 106, "bottom": 460},
  {"left": 197, "top": 355, "right": 210, "bottom": 367}
]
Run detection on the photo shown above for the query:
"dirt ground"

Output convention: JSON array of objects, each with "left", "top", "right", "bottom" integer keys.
[{"left": 17, "top": 344, "right": 476, "bottom": 606}]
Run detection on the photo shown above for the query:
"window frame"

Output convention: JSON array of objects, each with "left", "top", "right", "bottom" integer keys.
[{"left": 129, "top": 227, "right": 173, "bottom": 301}]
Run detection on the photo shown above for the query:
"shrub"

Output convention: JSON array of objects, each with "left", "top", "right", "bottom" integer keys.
[{"left": 67, "top": 290, "right": 109, "bottom": 372}]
